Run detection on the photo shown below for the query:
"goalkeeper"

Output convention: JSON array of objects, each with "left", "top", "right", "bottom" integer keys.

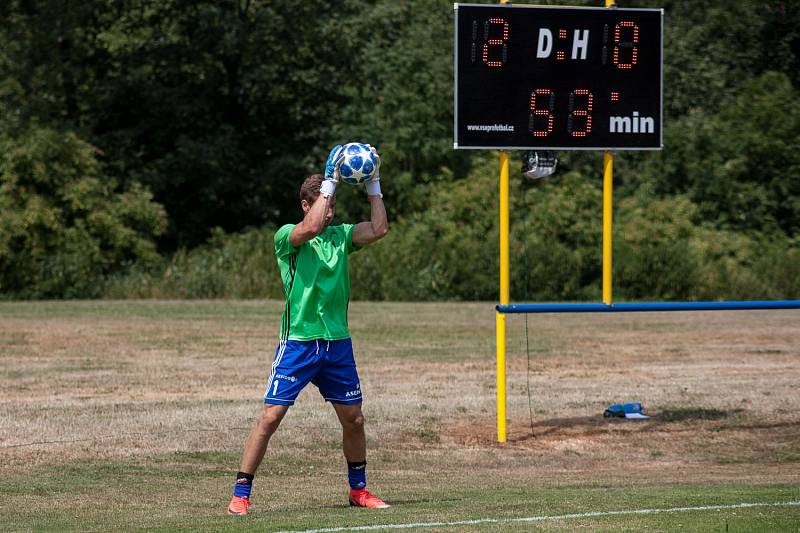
[{"left": 227, "top": 145, "right": 389, "bottom": 515}]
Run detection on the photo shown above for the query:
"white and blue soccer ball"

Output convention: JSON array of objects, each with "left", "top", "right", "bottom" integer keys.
[{"left": 339, "top": 142, "right": 377, "bottom": 185}]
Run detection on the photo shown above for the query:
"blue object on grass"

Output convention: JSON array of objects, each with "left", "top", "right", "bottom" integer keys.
[{"left": 604, "top": 402, "right": 650, "bottom": 419}]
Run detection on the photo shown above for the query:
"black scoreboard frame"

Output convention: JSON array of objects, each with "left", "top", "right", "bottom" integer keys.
[{"left": 454, "top": 3, "right": 664, "bottom": 151}]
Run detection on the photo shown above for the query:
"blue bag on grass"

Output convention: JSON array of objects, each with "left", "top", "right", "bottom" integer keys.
[{"left": 604, "top": 402, "right": 650, "bottom": 419}]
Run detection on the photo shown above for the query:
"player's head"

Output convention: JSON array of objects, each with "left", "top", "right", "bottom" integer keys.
[{"left": 300, "top": 174, "right": 336, "bottom": 224}]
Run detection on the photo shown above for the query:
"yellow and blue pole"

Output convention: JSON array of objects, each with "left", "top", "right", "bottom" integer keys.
[
  {"left": 497, "top": 0, "right": 615, "bottom": 442},
  {"left": 497, "top": 150, "right": 510, "bottom": 443},
  {"left": 495, "top": 0, "right": 511, "bottom": 444},
  {"left": 603, "top": 151, "right": 613, "bottom": 304},
  {"left": 603, "top": 0, "right": 615, "bottom": 305}
]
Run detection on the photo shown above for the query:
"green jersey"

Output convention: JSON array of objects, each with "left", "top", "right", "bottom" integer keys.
[{"left": 274, "top": 223, "right": 358, "bottom": 341}]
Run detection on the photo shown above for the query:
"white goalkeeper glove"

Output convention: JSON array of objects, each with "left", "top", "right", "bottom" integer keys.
[{"left": 364, "top": 145, "right": 382, "bottom": 197}]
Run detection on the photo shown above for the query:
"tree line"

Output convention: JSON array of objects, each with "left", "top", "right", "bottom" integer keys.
[{"left": 1, "top": 0, "right": 798, "bottom": 300}]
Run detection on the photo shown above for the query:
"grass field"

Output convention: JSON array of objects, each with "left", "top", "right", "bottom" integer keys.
[{"left": 1, "top": 300, "right": 799, "bottom": 532}]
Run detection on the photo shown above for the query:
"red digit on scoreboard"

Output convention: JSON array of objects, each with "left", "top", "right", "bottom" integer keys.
[
  {"left": 529, "top": 88, "right": 554, "bottom": 137},
  {"left": 567, "top": 89, "right": 593, "bottom": 137},
  {"left": 482, "top": 18, "right": 509, "bottom": 68},
  {"left": 613, "top": 21, "right": 639, "bottom": 69}
]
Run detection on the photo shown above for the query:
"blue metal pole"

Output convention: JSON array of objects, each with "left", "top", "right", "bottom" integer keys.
[{"left": 497, "top": 301, "right": 800, "bottom": 314}]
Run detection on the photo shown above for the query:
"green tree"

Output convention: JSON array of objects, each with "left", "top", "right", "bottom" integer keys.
[
  {"left": 0, "top": 127, "right": 166, "bottom": 298},
  {"left": 325, "top": 0, "right": 476, "bottom": 225},
  {"left": 635, "top": 71, "right": 800, "bottom": 235},
  {"left": 614, "top": 195, "right": 700, "bottom": 300},
  {"left": 0, "top": 0, "right": 367, "bottom": 247}
]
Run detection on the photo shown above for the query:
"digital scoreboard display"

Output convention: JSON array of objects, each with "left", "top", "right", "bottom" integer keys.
[{"left": 454, "top": 4, "right": 663, "bottom": 150}]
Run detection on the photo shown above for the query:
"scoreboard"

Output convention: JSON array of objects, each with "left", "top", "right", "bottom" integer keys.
[{"left": 454, "top": 4, "right": 663, "bottom": 150}]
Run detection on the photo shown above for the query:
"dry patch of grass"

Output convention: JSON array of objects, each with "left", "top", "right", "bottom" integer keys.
[{"left": 1, "top": 301, "right": 799, "bottom": 491}]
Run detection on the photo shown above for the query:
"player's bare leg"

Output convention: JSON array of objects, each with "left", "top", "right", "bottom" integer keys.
[
  {"left": 333, "top": 403, "right": 366, "bottom": 462},
  {"left": 240, "top": 403, "right": 290, "bottom": 473},
  {"left": 227, "top": 403, "right": 289, "bottom": 515},
  {"left": 333, "top": 403, "right": 389, "bottom": 509}
]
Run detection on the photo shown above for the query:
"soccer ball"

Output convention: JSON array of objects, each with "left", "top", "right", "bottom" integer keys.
[{"left": 339, "top": 142, "right": 378, "bottom": 185}]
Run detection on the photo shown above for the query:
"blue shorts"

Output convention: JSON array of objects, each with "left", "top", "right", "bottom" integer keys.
[{"left": 264, "top": 338, "right": 362, "bottom": 406}]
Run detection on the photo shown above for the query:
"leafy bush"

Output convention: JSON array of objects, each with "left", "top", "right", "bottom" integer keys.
[
  {"left": 691, "top": 230, "right": 800, "bottom": 300},
  {"left": 352, "top": 157, "right": 500, "bottom": 301},
  {"left": 614, "top": 195, "right": 700, "bottom": 300},
  {"left": 103, "top": 151, "right": 798, "bottom": 302},
  {"left": 635, "top": 71, "right": 800, "bottom": 236},
  {"left": 0, "top": 127, "right": 166, "bottom": 298},
  {"left": 511, "top": 169, "right": 603, "bottom": 301},
  {"left": 104, "top": 226, "right": 283, "bottom": 299}
]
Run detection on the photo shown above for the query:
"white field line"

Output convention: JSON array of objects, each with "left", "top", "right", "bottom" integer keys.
[{"left": 273, "top": 500, "right": 800, "bottom": 533}]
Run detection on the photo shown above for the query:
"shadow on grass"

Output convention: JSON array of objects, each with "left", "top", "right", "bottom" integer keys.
[
  {"left": 504, "top": 408, "right": 749, "bottom": 443},
  {"left": 319, "top": 497, "right": 462, "bottom": 509},
  {"left": 657, "top": 407, "right": 741, "bottom": 422}
]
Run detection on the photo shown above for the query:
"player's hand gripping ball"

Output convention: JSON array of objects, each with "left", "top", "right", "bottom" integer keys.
[{"left": 339, "top": 142, "right": 378, "bottom": 185}]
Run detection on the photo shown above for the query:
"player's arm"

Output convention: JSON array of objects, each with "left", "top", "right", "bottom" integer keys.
[
  {"left": 290, "top": 193, "right": 334, "bottom": 247},
  {"left": 353, "top": 147, "right": 389, "bottom": 246},
  {"left": 290, "top": 145, "right": 344, "bottom": 247},
  {"left": 353, "top": 194, "right": 388, "bottom": 246}
]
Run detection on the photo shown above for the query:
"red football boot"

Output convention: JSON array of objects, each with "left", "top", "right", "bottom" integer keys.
[
  {"left": 349, "top": 488, "right": 390, "bottom": 509},
  {"left": 226, "top": 495, "right": 250, "bottom": 515}
]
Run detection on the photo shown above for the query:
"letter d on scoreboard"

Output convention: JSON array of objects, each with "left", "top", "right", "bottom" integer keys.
[{"left": 454, "top": 3, "right": 663, "bottom": 151}]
